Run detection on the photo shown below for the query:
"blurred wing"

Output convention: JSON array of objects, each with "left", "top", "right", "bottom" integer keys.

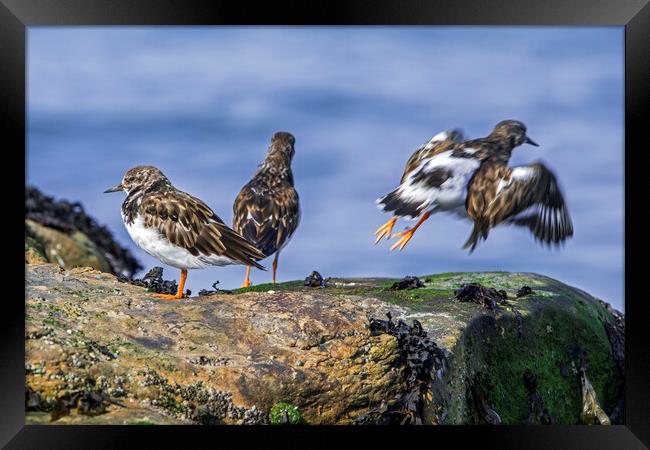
[
  {"left": 487, "top": 162, "right": 574, "bottom": 245},
  {"left": 142, "top": 191, "right": 265, "bottom": 268}
]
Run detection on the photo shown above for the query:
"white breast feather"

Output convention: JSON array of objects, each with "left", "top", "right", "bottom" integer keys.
[{"left": 123, "top": 214, "right": 237, "bottom": 269}]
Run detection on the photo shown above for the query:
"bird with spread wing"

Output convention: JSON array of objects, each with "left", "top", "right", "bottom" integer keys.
[{"left": 375, "top": 120, "right": 573, "bottom": 252}]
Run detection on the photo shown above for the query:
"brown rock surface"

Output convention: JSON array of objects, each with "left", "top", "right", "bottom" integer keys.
[
  {"left": 26, "top": 264, "right": 407, "bottom": 424},
  {"left": 25, "top": 263, "right": 623, "bottom": 425}
]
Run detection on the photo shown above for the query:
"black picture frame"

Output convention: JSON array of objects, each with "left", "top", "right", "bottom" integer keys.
[{"left": 4, "top": 0, "right": 649, "bottom": 448}]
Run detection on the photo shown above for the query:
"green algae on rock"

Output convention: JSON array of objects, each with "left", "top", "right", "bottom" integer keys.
[
  {"left": 25, "top": 263, "right": 623, "bottom": 425},
  {"left": 269, "top": 402, "right": 303, "bottom": 425}
]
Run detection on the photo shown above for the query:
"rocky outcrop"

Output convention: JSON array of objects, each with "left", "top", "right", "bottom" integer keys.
[
  {"left": 25, "top": 187, "right": 141, "bottom": 276},
  {"left": 25, "top": 264, "right": 624, "bottom": 425},
  {"left": 26, "top": 219, "right": 112, "bottom": 273}
]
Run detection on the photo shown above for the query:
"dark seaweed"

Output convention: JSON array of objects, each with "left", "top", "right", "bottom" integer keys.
[
  {"left": 26, "top": 387, "right": 113, "bottom": 421},
  {"left": 454, "top": 283, "right": 507, "bottom": 310},
  {"left": 390, "top": 276, "right": 424, "bottom": 291},
  {"left": 198, "top": 281, "right": 233, "bottom": 296},
  {"left": 516, "top": 286, "right": 533, "bottom": 297},
  {"left": 304, "top": 271, "right": 325, "bottom": 288},
  {"left": 26, "top": 186, "right": 142, "bottom": 277},
  {"left": 359, "top": 312, "right": 446, "bottom": 424},
  {"left": 118, "top": 266, "right": 179, "bottom": 295}
]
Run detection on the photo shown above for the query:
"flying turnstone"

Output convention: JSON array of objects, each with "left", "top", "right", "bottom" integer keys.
[
  {"left": 374, "top": 128, "right": 466, "bottom": 244},
  {"left": 104, "top": 165, "right": 266, "bottom": 299},
  {"left": 232, "top": 131, "right": 300, "bottom": 287},
  {"left": 375, "top": 120, "right": 573, "bottom": 252}
]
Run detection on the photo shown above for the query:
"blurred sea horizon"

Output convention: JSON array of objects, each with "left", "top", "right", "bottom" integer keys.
[{"left": 27, "top": 27, "right": 624, "bottom": 310}]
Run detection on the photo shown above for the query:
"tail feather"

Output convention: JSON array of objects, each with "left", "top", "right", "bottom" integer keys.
[
  {"left": 462, "top": 223, "right": 488, "bottom": 253},
  {"left": 377, "top": 188, "right": 424, "bottom": 219}
]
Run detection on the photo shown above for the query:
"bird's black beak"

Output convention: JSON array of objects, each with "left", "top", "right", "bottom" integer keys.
[
  {"left": 103, "top": 183, "right": 124, "bottom": 193},
  {"left": 525, "top": 137, "right": 539, "bottom": 147}
]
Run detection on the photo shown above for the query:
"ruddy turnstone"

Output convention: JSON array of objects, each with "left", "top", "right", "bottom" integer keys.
[
  {"left": 374, "top": 128, "right": 466, "bottom": 244},
  {"left": 104, "top": 165, "right": 266, "bottom": 299},
  {"left": 375, "top": 120, "right": 573, "bottom": 252},
  {"left": 232, "top": 131, "right": 300, "bottom": 287}
]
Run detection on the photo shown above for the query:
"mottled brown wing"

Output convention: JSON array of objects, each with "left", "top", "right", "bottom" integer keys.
[
  {"left": 141, "top": 190, "right": 266, "bottom": 269},
  {"left": 233, "top": 184, "right": 300, "bottom": 257},
  {"left": 464, "top": 161, "right": 573, "bottom": 250},
  {"left": 486, "top": 162, "right": 573, "bottom": 245}
]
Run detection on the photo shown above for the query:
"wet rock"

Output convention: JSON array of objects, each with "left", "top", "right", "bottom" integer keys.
[
  {"left": 389, "top": 276, "right": 425, "bottom": 291},
  {"left": 304, "top": 271, "right": 325, "bottom": 287},
  {"left": 25, "top": 186, "right": 141, "bottom": 276},
  {"left": 454, "top": 283, "right": 507, "bottom": 310}
]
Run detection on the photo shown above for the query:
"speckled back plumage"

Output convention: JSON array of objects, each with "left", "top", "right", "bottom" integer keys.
[{"left": 233, "top": 132, "right": 301, "bottom": 258}]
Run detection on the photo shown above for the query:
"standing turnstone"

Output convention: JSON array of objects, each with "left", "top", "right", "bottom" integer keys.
[
  {"left": 104, "top": 165, "right": 266, "bottom": 299},
  {"left": 232, "top": 131, "right": 300, "bottom": 287},
  {"left": 374, "top": 128, "right": 466, "bottom": 244},
  {"left": 375, "top": 120, "right": 573, "bottom": 252}
]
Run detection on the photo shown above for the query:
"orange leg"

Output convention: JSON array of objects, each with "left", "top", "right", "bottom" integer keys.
[
  {"left": 374, "top": 216, "right": 397, "bottom": 244},
  {"left": 389, "top": 212, "right": 432, "bottom": 252},
  {"left": 241, "top": 265, "right": 251, "bottom": 288},
  {"left": 153, "top": 269, "right": 187, "bottom": 299},
  {"left": 272, "top": 252, "right": 280, "bottom": 284}
]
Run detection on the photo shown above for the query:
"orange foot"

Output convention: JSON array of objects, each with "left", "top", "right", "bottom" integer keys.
[
  {"left": 374, "top": 216, "right": 397, "bottom": 244},
  {"left": 152, "top": 292, "right": 185, "bottom": 299},
  {"left": 240, "top": 280, "right": 251, "bottom": 288},
  {"left": 389, "top": 211, "right": 431, "bottom": 252},
  {"left": 390, "top": 228, "right": 417, "bottom": 252}
]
